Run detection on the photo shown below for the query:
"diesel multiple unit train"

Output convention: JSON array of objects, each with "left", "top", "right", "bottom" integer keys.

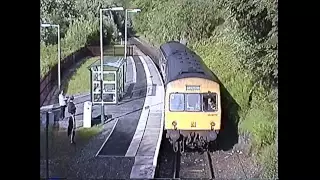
[{"left": 158, "top": 41, "right": 222, "bottom": 152}]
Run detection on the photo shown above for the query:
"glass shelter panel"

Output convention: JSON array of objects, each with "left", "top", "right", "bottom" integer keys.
[
  {"left": 102, "top": 93, "right": 115, "bottom": 103},
  {"left": 103, "top": 84, "right": 116, "bottom": 93},
  {"left": 103, "top": 72, "right": 115, "bottom": 81},
  {"left": 94, "top": 94, "right": 102, "bottom": 102},
  {"left": 88, "top": 56, "right": 126, "bottom": 105}
]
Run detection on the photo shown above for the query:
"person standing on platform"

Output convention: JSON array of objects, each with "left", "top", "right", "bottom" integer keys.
[
  {"left": 58, "top": 90, "right": 67, "bottom": 121},
  {"left": 67, "top": 96, "right": 77, "bottom": 144}
]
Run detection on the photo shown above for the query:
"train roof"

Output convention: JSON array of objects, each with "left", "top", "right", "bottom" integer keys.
[{"left": 160, "top": 41, "right": 218, "bottom": 84}]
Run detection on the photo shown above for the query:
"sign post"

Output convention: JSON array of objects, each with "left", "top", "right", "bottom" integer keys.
[{"left": 83, "top": 101, "right": 93, "bottom": 128}]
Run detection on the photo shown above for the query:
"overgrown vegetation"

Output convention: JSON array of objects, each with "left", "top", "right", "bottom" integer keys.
[
  {"left": 40, "top": 0, "right": 124, "bottom": 78},
  {"left": 130, "top": 0, "right": 278, "bottom": 178}
]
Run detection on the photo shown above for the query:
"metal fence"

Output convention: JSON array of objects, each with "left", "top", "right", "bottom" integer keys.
[
  {"left": 40, "top": 47, "right": 91, "bottom": 107},
  {"left": 40, "top": 108, "right": 64, "bottom": 179}
]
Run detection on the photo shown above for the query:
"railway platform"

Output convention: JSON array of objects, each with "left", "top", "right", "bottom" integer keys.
[
  {"left": 128, "top": 55, "right": 164, "bottom": 179},
  {"left": 94, "top": 54, "right": 164, "bottom": 179},
  {"left": 40, "top": 45, "right": 164, "bottom": 179}
]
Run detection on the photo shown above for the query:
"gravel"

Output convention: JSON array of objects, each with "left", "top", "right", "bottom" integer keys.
[
  {"left": 179, "top": 152, "right": 209, "bottom": 179},
  {"left": 155, "top": 135, "right": 261, "bottom": 179}
]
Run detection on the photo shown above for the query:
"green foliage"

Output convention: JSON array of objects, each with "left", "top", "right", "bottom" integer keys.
[
  {"left": 221, "top": 0, "right": 278, "bottom": 88},
  {"left": 40, "top": 0, "right": 79, "bottom": 44},
  {"left": 240, "top": 105, "right": 276, "bottom": 150},
  {"left": 259, "top": 143, "right": 278, "bottom": 179},
  {"left": 132, "top": 0, "right": 277, "bottom": 89},
  {"left": 74, "top": 0, "right": 111, "bottom": 18},
  {"left": 40, "top": 16, "right": 100, "bottom": 78},
  {"left": 64, "top": 57, "right": 99, "bottom": 95},
  {"left": 132, "top": 0, "right": 224, "bottom": 43},
  {"left": 131, "top": 0, "right": 278, "bottom": 178},
  {"left": 63, "top": 15, "right": 99, "bottom": 55},
  {"left": 40, "top": 0, "right": 121, "bottom": 78}
]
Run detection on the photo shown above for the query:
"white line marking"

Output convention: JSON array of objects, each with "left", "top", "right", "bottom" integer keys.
[
  {"left": 125, "top": 55, "right": 152, "bottom": 157},
  {"left": 140, "top": 56, "right": 153, "bottom": 87},
  {"left": 125, "top": 109, "right": 150, "bottom": 157},
  {"left": 95, "top": 118, "right": 120, "bottom": 157},
  {"left": 144, "top": 55, "right": 165, "bottom": 168},
  {"left": 135, "top": 38, "right": 142, "bottom": 43},
  {"left": 129, "top": 56, "right": 137, "bottom": 83},
  {"left": 129, "top": 42, "right": 165, "bottom": 179}
]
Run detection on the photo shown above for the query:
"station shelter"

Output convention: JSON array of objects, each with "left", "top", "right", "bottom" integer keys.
[{"left": 88, "top": 56, "right": 126, "bottom": 105}]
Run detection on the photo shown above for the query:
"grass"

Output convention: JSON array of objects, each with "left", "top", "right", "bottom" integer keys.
[
  {"left": 64, "top": 45, "right": 126, "bottom": 95},
  {"left": 259, "top": 142, "right": 278, "bottom": 178},
  {"left": 77, "top": 124, "right": 103, "bottom": 141},
  {"left": 64, "top": 56, "right": 99, "bottom": 95}
]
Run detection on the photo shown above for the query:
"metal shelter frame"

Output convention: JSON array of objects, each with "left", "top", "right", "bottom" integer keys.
[{"left": 88, "top": 56, "right": 125, "bottom": 105}]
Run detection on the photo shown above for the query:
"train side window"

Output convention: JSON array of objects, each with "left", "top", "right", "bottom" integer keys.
[
  {"left": 202, "top": 93, "right": 218, "bottom": 112},
  {"left": 169, "top": 94, "right": 184, "bottom": 111},
  {"left": 185, "top": 94, "right": 201, "bottom": 111}
]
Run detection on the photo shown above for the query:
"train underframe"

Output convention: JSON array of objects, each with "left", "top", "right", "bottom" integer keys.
[{"left": 166, "top": 130, "right": 219, "bottom": 153}]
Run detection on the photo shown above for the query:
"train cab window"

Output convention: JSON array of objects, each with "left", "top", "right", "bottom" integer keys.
[
  {"left": 202, "top": 93, "right": 218, "bottom": 112},
  {"left": 169, "top": 94, "right": 184, "bottom": 111},
  {"left": 185, "top": 94, "right": 201, "bottom": 111}
]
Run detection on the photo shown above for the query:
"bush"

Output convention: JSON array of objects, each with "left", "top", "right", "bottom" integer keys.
[
  {"left": 40, "top": 16, "right": 99, "bottom": 78},
  {"left": 193, "top": 22, "right": 277, "bottom": 179},
  {"left": 259, "top": 143, "right": 278, "bottom": 179},
  {"left": 40, "top": 13, "right": 120, "bottom": 78},
  {"left": 40, "top": 0, "right": 122, "bottom": 79},
  {"left": 131, "top": 0, "right": 278, "bottom": 178}
]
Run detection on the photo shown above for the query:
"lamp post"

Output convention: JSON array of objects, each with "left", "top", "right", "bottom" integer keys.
[
  {"left": 99, "top": 7, "right": 124, "bottom": 124},
  {"left": 124, "top": 8, "right": 141, "bottom": 59},
  {"left": 40, "top": 23, "right": 61, "bottom": 91}
]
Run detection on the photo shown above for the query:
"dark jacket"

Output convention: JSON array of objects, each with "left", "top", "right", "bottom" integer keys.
[
  {"left": 68, "top": 101, "right": 76, "bottom": 115},
  {"left": 67, "top": 116, "right": 74, "bottom": 137}
]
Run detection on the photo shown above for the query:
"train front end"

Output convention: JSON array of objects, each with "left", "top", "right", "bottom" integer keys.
[{"left": 164, "top": 77, "right": 221, "bottom": 152}]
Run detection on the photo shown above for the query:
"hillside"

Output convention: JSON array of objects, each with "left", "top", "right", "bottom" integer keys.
[{"left": 130, "top": 0, "right": 278, "bottom": 178}]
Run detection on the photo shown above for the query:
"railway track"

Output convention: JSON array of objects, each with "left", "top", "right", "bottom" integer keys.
[
  {"left": 173, "top": 150, "right": 215, "bottom": 179},
  {"left": 132, "top": 36, "right": 256, "bottom": 179},
  {"left": 133, "top": 37, "right": 217, "bottom": 179}
]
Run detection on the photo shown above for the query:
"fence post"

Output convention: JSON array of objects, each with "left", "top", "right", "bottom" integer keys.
[{"left": 46, "top": 111, "right": 49, "bottom": 179}]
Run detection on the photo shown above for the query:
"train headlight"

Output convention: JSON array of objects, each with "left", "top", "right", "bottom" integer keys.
[
  {"left": 172, "top": 121, "right": 177, "bottom": 129},
  {"left": 210, "top": 122, "right": 215, "bottom": 130}
]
